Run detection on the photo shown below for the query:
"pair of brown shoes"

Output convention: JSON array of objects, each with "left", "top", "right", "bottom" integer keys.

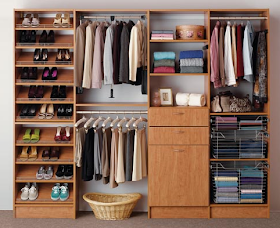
[{"left": 42, "top": 147, "right": 60, "bottom": 161}]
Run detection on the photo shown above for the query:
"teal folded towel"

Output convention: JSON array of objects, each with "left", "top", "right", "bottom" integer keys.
[
  {"left": 215, "top": 181, "right": 238, "bottom": 187},
  {"left": 154, "top": 52, "right": 176, "bottom": 61},
  {"left": 240, "top": 170, "right": 264, "bottom": 178}
]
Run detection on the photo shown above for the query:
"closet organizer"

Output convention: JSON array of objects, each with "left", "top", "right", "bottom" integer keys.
[{"left": 13, "top": 9, "right": 270, "bottom": 219}]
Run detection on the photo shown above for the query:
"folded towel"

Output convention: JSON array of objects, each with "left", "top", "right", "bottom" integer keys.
[
  {"left": 241, "top": 189, "right": 262, "bottom": 194},
  {"left": 175, "top": 93, "right": 190, "bottom": 106},
  {"left": 214, "top": 171, "right": 238, "bottom": 177},
  {"left": 240, "top": 170, "right": 264, "bottom": 178},
  {"left": 215, "top": 181, "right": 238, "bottom": 187},
  {"left": 240, "top": 194, "right": 262, "bottom": 199},
  {"left": 240, "top": 199, "right": 263, "bottom": 203},
  {"left": 151, "top": 37, "right": 174, "bottom": 40},
  {"left": 153, "top": 66, "right": 175, "bottom": 73},
  {"left": 216, "top": 193, "right": 239, "bottom": 198},
  {"left": 180, "top": 66, "right": 204, "bottom": 73},
  {"left": 240, "top": 185, "right": 263, "bottom": 190},
  {"left": 189, "top": 94, "right": 206, "bottom": 107},
  {"left": 216, "top": 197, "right": 239, "bottom": 203},
  {"left": 151, "top": 34, "right": 174, "bottom": 37},
  {"left": 154, "top": 52, "right": 176, "bottom": 61},
  {"left": 152, "top": 30, "right": 174, "bottom": 34},
  {"left": 180, "top": 58, "right": 204, "bottom": 67},
  {"left": 214, "top": 177, "right": 238, "bottom": 182},
  {"left": 180, "top": 50, "right": 203, "bottom": 59},
  {"left": 154, "top": 59, "right": 175, "bottom": 68},
  {"left": 217, "top": 187, "right": 238, "bottom": 192}
]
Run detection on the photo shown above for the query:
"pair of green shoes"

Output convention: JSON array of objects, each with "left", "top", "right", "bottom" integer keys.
[{"left": 23, "top": 129, "right": 40, "bottom": 143}]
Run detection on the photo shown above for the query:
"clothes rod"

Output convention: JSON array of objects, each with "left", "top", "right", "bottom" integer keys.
[
  {"left": 76, "top": 111, "right": 148, "bottom": 114},
  {"left": 210, "top": 16, "right": 267, "bottom": 20},
  {"left": 82, "top": 15, "right": 145, "bottom": 19}
]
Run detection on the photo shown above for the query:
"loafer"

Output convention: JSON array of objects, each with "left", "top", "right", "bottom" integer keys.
[
  {"left": 27, "top": 104, "right": 37, "bottom": 117},
  {"left": 20, "top": 105, "right": 30, "bottom": 117}
]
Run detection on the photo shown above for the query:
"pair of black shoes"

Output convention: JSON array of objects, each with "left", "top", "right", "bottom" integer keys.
[
  {"left": 20, "top": 30, "right": 36, "bottom": 43},
  {"left": 34, "top": 49, "right": 48, "bottom": 62},
  {"left": 57, "top": 105, "right": 73, "bottom": 117},
  {"left": 21, "top": 67, "right": 37, "bottom": 80},
  {"left": 39, "top": 30, "right": 55, "bottom": 43},
  {"left": 20, "top": 104, "right": 38, "bottom": 117},
  {"left": 55, "top": 165, "right": 73, "bottom": 180},
  {"left": 51, "top": 86, "right": 66, "bottom": 100}
]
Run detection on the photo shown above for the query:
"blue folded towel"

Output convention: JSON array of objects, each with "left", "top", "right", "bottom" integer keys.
[
  {"left": 240, "top": 194, "right": 262, "bottom": 199},
  {"left": 179, "top": 50, "right": 203, "bottom": 59},
  {"left": 215, "top": 181, "right": 238, "bottom": 187},
  {"left": 240, "top": 170, "right": 264, "bottom": 178},
  {"left": 154, "top": 52, "right": 176, "bottom": 61}
]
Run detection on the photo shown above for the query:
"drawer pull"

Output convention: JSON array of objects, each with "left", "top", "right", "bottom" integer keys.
[
  {"left": 173, "top": 149, "right": 185, "bottom": 152},
  {"left": 173, "top": 112, "right": 184, "bottom": 115},
  {"left": 174, "top": 131, "right": 185, "bottom": 134}
]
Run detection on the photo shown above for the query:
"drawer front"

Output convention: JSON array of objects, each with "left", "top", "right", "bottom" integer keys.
[
  {"left": 149, "top": 108, "right": 209, "bottom": 126},
  {"left": 150, "top": 206, "right": 209, "bottom": 218},
  {"left": 211, "top": 206, "right": 269, "bottom": 218},
  {"left": 149, "top": 127, "right": 209, "bottom": 145},
  {"left": 15, "top": 206, "right": 74, "bottom": 218}
]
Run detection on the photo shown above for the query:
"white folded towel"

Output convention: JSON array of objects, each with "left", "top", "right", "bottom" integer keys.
[
  {"left": 189, "top": 94, "right": 206, "bottom": 107},
  {"left": 175, "top": 93, "right": 190, "bottom": 106}
]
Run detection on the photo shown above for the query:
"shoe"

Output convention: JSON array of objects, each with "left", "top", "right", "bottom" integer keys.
[
  {"left": 44, "top": 166, "right": 54, "bottom": 180},
  {"left": 33, "top": 49, "right": 41, "bottom": 62},
  {"left": 39, "top": 30, "right": 47, "bottom": 43},
  {"left": 46, "top": 104, "right": 54, "bottom": 119},
  {"left": 21, "top": 67, "right": 29, "bottom": 79},
  {"left": 36, "top": 166, "right": 46, "bottom": 180},
  {"left": 29, "top": 146, "right": 37, "bottom": 161},
  {"left": 29, "top": 67, "right": 38, "bottom": 80},
  {"left": 19, "top": 146, "right": 29, "bottom": 161},
  {"left": 56, "top": 49, "right": 63, "bottom": 62},
  {"left": 51, "top": 86, "right": 59, "bottom": 99},
  {"left": 55, "top": 165, "right": 65, "bottom": 179},
  {"left": 42, "top": 147, "right": 50, "bottom": 161},
  {"left": 20, "top": 31, "right": 27, "bottom": 43},
  {"left": 50, "top": 67, "right": 58, "bottom": 80},
  {"left": 35, "top": 86, "right": 44, "bottom": 99},
  {"left": 51, "top": 183, "right": 60, "bottom": 201},
  {"left": 42, "top": 67, "right": 50, "bottom": 80},
  {"left": 62, "top": 13, "right": 70, "bottom": 28},
  {"left": 50, "top": 147, "right": 60, "bottom": 161},
  {"left": 47, "top": 30, "right": 55, "bottom": 43},
  {"left": 64, "top": 49, "right": 71, "bottom": 61},
  {"left": 22, "top": 14, "right": 32, "bottom": 27},
  {"left": 28, "top": 183, "right": 38, "bottom": 201},
  {"left": 30, "top": 30, "right": 36, "bottom": 43},
  {"left": 60, "top": 183, "right": 69, "bottom": 201},
  {"left": 64, "top": 165, "right": 73, "bottom": 179},
  {"left": 41, "top": 49, "right": 48, "bottom": 61},
  {"left": 65, "top": 105, "right": 73, "bottom": 117},
  {"left": 53, "top": 13, "right": 62, "bottom": 28},
  {"left": 54, "top": 126, "right": 62, "bottom": 141},
  {"left": 57, "top": 105, "right": 65, "bottom": 117},
  {"left": 20, "top": 105, "right": 30, "bottom": 117},
  {"left": 62, "top": 126, "right": 71, "bottom": 141},
  {"left": 28, "top": 85, "right": 37, "bottom": 98},
  {"left": 27, "top": 104, "right": 37, "bottom": 117},
  {"left": 31, "top": 13, "right": 40, "bottom": 27},
  {"left": 58, "top": 86, "right": 67, "bottom": 99},
  {"left": 20, "top": 183, "right": 30, "bottom": 200}
]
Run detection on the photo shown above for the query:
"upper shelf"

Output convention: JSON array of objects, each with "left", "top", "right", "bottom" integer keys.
[
  {"left": 150, "top": 39, "right": 208, "bottom": 43},
  {"left": 150, "top": 73, "right": 208, "bottom": 76},
  {"left": 76, "top": 102, "right": 148, "bottom": 107},
  {"left": 210, "top": 112, "right": 269, "bottom": 116}
]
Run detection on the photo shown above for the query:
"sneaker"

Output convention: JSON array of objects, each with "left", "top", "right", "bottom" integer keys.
[
  {"left": 64, "top": 165, "right": 73, "bottom": 179},
  {"left": 60, "top": 183, "right": 69, "bottom": 201},
  {"left": 36, "top": 166, "right": 46, "bottom": 180},
  {"left": 29, "top": 183, "right": 38, "bottom": 201},
  {"left": 20, "top": 183, "right": 30, "bottom": 201},
  {"left": 55, "top": 165, "right": 65, "bottom": 179},
  {"left": 51, "top": 183, "right": 60, "bottom": 201},
  {"left": 44, "top": 166, "right": 53, "bottom": 180}
]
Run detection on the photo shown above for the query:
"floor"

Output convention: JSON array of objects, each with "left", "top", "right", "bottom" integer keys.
[{"left": 1, "top": 211, "right": 279, "bottom": 228}]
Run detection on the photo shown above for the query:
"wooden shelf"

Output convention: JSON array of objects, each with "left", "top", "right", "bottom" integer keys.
[
  {"left": 150, "top": 39, "right": 208, "bottom": 43},
  {"left": 16, "top": 52, "right": 73, "bottom": 67},
  {"left": 210, "top": 158, "right": 268, "bottom": 161},
  {"left": 16, "top": 165, "right": 74, "bottom": 183},
  {"left": 210, "top": 204, "right": 268, "bottom": 207},
  {"left": 16, "top": 127, "right": 73, "bottom": 146},
  {"left": 76, "top": 102, "right": 148, "bottom": 107},
  {"left": 16, "top": 147, "right": 73, "bottom": 164},
  {"left": 16, "top": 183, "right": 73, "bottom": 204},
  {"left": 149, "top": 106, "right": 208, "bottom": 109},
  {"left": 150, "top": 73, "right": 208, "bottom": 76},
  {"left": 16, "top": 35, "right": 74, "bottom": 49},
  {"left": 210, "top": 112, "right": 268, "bottom": 116},
  {"left": 16, "top": 86, "right": 74, "bottom": 104},
  {"left": 16, "top": 69, "right": 74, "bottom": 86}
]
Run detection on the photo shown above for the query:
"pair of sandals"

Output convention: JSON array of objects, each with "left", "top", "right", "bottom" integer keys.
[
  {"left": 23, "top": 129, "right": 40, "bottom": 143},
  {"left": 22, "top": 13, "right": 39, "bottom": 27},
  {"left": 39, "top": 104, "right": 54, "bottom": 119},
  {"left": 19, "top": 146, "right": 37, "bottom": 161},
  {"left": 54, "top": 126, "right": 71, "bottom": 142},
  {"left": 53, "top": 13, "right": 70, "bottom": 28}
]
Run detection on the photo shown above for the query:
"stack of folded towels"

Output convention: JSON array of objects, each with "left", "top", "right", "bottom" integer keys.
[
  {"left": 153, "top": 52, "right": 176, "bottom": 73},
  {"left": 240, "top": 168, "right": 264, "bottom": 203},
  {"left": 151, "top": 30, "right": 174, "bottom": 40},
  {"left": 179, "top": 50, "right": 204, "bottom": 73},
  {"left": 214, "top": 170, "right": 239, "bottom": 203}
]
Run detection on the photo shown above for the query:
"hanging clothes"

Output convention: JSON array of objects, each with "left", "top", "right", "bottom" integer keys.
[
  {"left": 237, "top": 24, "right": 245, "bottom": 77},
  {"left": 116, "top": 129, "right": 127, "bottom": 183},
  {"left": 231, "top": 23, "right": 238, "bottom": 86},
  {"left": 82, "top": 128, "right": 94, "bottom": 181},
  {"left": 103, "top": 23, "right": 116, "bottom": 85},
  {"left": 126, "top": 129, "right": 135, "bottom": 181},
  {"left": 75, "top": 21, "right": 88, "bottom": 87},
  {"left": 219, "top": 23, "right": 225, "bottom": 87},
  {"left": 224, "top": 22, "right": 236, "bottom": 86},
  {"left": 94, "top": 128, "right": 103, "bottom": 181},
  {"left": 243, "top": 21, "right": 255, "bottom": 82},
  {"left": 210, "top": 21, "right": 221, "bottom": 88},
  {"left": 102, "top": 127, "right": 112, "bottom": 184},
  {"left": 75, "top": 127, "right": 85, "bottom": 168},
  {"left": 82, "top": 21, "right": 98, "bottom": 89},
  {"left": 113, "top": 22, "right": 124, "bottom": 84},
  {"left": 91, "top": 22, "right": 106, "bottom": 89},
  {"left": 110, "top": 128, "right": 119, "bottom": 188}
]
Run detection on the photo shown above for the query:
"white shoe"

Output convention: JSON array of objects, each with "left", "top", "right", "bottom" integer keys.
[
  {"left": 20, "top": 183, "right": 30, "bottom": 200},
  {"left": 29, "top": 183, "right": 38, "bottom": 201}
]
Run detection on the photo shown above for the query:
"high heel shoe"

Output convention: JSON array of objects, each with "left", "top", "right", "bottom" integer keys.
[
  {"left": 51, "top": 86, "right": 59, "bottom": 99},
  {"left": 64, "top": 49, "right": 71, "bottom": 61},
  {"left": 42, "top": 67, "right": 50, "bottom": 80},
  {"left": 39, "top": 30, "right": 47, "bottom": 43},
  {"left": 58, "top": 86, "right": 66, "bottom": 99},
  {"left": 30, "top": 30, "right": 36, "bottom": 43},
  {"left": 35, "top": 86, "right": 44, "bottom": 99},
  {"left": 47, "top": 30, "right": 55, "bottom": 43},
  {"left": 62, "top": 126, "right": 71, "bottom": 141},
  {"left": 38, "top": 104, "right": 47, "bottom": 119},
  {"left": 50, "top": 67, "right": 58, "bottom": 80},
  {"left": 29, "top": 67, "right": 38, "bottom": 80},
  {"left": 21, "top": 67, "right": 29, "bottom": 79},
  {"left": 54, "top": 126, "right": 62, "bottom": 141},
  {"left": 57, "top": 105, "right": 65, "bottom": 117},
  {"left": 33, "top": 49, "right": 41, "bottom": 62},
  {"left": 41, "top": 49, "right": 48, "bottom": 61},
  {"left": 28, "top": 85, "right": 37, "bottom": 98},
  {"left": 46, "top": 104, "right": 54, "bottom": 119},
  {"left": 65, "top": 105, "right": 73, "bottom": 117},
  {"left": 20, "top": 31, "right": 27, "bottom": 43},
  {"left": 56, "top": 49, "right": 62, "bottom": 63}
]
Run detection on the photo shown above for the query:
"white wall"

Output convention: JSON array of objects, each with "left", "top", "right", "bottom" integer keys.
[{"left": 1, "top": 0, "right": 280, "bottom": 212}]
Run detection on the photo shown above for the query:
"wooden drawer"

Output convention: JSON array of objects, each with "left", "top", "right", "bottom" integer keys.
[
  {"left": 210, "top": 206, "right": 269, "bottom": 218},
  {"left": 150, "top": 206, "right": 209, "bottom": 218},
  {"left": 149, "top": 127, "right": 209, "bottom": 145},
  {"left": 149, "top": 107, "right": 209, "bottom": 127}
]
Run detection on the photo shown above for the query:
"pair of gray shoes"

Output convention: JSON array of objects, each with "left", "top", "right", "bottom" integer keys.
[{"left": 36, "top": 166, "right": 53, "bottom": 180}]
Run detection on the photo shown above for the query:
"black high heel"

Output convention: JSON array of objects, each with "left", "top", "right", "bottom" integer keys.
[
  {"left": 20, "top": 31, "right": 27, "bottom": 43},
  {"left": 58, "top": 86, "right": 66, "bottom": 99},
  {"left": 33, "top": 49, "right": 41, "bottom": 62},
  {"left": 30, "top": 30, "right": 36, "bottom": 43},
  {"left": 39, "top": 30, "right": 47, "bottom": 43},
  {"left": 41, "top": 49, "right": 48, "bottom": 61},
  {"left": 47, "top": 30, "right": 55, "bottom": 43}
]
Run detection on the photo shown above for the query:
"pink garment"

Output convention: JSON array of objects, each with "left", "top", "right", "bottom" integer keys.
[
  {"left": 210, "top": 21, "right": 222, "bottom": 88},
  {"left": 153, "top": 66, "right": 175, "bottom": 73},
  {"left": 151, "top": 34, "right": 173, "bottom": 37}
]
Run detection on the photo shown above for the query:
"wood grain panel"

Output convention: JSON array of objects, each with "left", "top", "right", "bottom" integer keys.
[
  {"left": 149, "top": 146, "right": 209, "bottom": 206},
  {"left": 15, "top": 206, "right": 73, "bottom": 218},
  {"left": 149, "top": 127, "right": 209, "bottom": 145},
  {"left": 211, "top": 206, "right": 269, "bottom": 218},
  {"left": 150, "top": 206, "right": 209, "bottom": 218}
]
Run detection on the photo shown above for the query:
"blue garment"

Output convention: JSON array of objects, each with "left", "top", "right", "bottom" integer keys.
[
  {"left": 240, "top": 194, "right": 262, "bottom": 199},
  {"left": 214, "top": 171, "right": 238, "bottom": 177},
  {"left": 215, "top": 181, "right": 238, "bottom": 187},
  {"left": 240, "top": 170, "right": 264, "bottom": 178},
  {"left": 154, "top": 52, "right": 176, "bottom": 60},
  {"left": 216, "top": 197, "right": 239, "bottom": 203},
  {"left": 179, "top": 50, "right": 203, "bottom": 59}
]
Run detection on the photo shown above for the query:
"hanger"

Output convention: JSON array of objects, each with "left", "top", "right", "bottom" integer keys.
[
  {"left": 133, "top": 112, "right": 148, "bottom": 129},
  {"left": 84, "top": 115, "right": 97, "bottom": 129},
  {"left": 117, "top": 112, "right": 130, "bottom": 128},
  {"left": 75, "top": 115, "right": 87, "bottom": 128},
  {"left": 102, "top": 116, "right": 113, "bottom": 128},
  {"left": 110, "top": 115, "right": 121, "bottom": 128},
  {"left": 126, "top": 116, "right": 136, "bottom": 128},
  {"left": 93, "top": 115, "right": 105, "bottom": 128}
]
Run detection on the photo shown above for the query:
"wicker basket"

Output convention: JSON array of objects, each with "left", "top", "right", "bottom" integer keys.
[
  {"left": 83, "top": 192, "right": 142, "bottom": 220},
  {"left": 176, "top": 25, "right": 205, "bottom": 40}
]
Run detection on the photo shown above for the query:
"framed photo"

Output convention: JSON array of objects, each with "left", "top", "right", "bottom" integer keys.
[{"left": 159, "top": 88, "right": 173, "bottom": 106}]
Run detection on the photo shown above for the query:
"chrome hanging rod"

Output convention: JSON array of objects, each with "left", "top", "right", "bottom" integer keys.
[
  {"left": 210, "top": 16, "right": 267, "bottom": 20},
  {"left": 82, "top": 15, "right": 146, "bottom": 20},
  {"left": 76, "top": 110, "right": 148, "bottom": 114}
]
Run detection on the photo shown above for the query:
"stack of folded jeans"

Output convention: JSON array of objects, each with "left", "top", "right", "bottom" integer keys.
[
  {"left": 153, "top": 52, "right": 176, "bottom": 73},
  {"left": 179, "top": 50, "right": 204, "bottom": 73},
  {"left": 214, "top": 171, "right": 239, "bottom": 203},
  {"left": 240, "top": 168, "right": 264, "bottom": 203}
]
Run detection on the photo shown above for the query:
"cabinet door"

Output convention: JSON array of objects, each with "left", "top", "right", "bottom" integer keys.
[{"left": 149, "top": 145, "right": 209, "bottom": 206}]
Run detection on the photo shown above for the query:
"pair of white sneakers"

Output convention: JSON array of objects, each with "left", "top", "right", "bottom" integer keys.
[{"left": 21, "top": 183, "right": 38, "bottom": 201}]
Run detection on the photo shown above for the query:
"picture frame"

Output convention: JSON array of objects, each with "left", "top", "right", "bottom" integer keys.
[{"left": 159, "top": 88, "right": 173, "bottom": 106}]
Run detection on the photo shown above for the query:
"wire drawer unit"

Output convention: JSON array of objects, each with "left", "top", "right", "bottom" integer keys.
[{"left": 210, "top": 116, "right": 268, "bottom": 159}]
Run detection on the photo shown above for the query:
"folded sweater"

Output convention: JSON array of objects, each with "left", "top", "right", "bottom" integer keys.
[
  {"left": 180, "top": 66, "right": 204, "bottom": 73},
  {"left": 152, "top": 30, "right": 174, "bottom": 34},
  {"left": 180, "top": 58, "right": 204, "bottom": 67},
  {"left": 180, "top": 50, "right": 203, "bottom": 59},
  {"left": 154, "top": 52, "right": 176, "bottom": 61},
  {"left": 154, "top": 59, "right": 175, "bottom": 68},
  {"left": 154, "top": 66, "right": 175, "bottom": 73}
]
